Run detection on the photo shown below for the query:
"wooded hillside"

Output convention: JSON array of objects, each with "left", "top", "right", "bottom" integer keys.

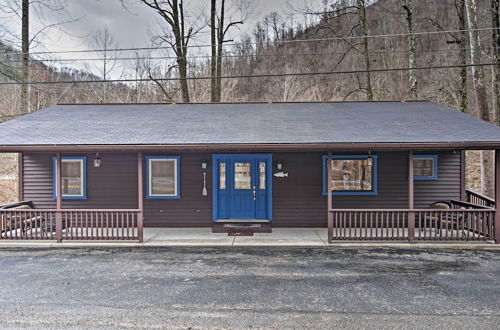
[{"left": 0, "top": 0, "right": 498, "bottom": 202}]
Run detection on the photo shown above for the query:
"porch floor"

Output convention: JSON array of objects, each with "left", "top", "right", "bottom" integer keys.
[
  {"left": 0, "top": 228, "right": 498, "bottom": 248},
  {"left": 144, "top": 228, "right": 328, "bottom": 246}
]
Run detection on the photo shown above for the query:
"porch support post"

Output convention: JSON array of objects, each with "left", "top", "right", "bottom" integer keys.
[
  {"left": 137, "top": 152, "right": 144, "bottom": 243},
  {"left": 495, "top": 150, "right": 500, "bottom": 243},
  {"left": 55, "top": 153, "right": 63, "bottom": 243},
  {"left": 408, "top": 151, "right": 415, "bottom": 243},
  {"left": 18, "top": 152, "right": 23, "bottom": 201},
  {"left": 327, "top": 151, "right": 333, "bottom": 243}
]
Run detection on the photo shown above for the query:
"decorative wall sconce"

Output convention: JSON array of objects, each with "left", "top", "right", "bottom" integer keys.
[
  {"left": 276, "top": 161, "right": 283, "bottom": 170},
  {"left": 93, "top": 152, "right": 101, "bottom": 168},
  {"left": 201, "top": 161, "right": 208, "bottom": 169}
]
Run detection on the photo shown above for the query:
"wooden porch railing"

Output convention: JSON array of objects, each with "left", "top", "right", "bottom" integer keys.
[
  {"left": 329, "top": 208, "right": 496, "bottom": 242},
  {"left": 0, "top": 209, "right": 140, "bottom": 241},
  {"left": 465, "top": 189, "right": 496, "bottom": 208}
]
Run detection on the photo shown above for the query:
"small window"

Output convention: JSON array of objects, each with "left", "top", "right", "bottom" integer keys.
[
  {"left": 146, "top": 156, "right": 180, "bottom": 199},
  {"left": 259, "top": 162, "right": 266, "bottom": 190},
  {"left": 413, "top": 155, "right": 438, "bottom": 180},
  {"left": 219, "top": 162, "right": 226, "bottom": 189},
  {"left": 322, "top": 155, "right": 378, "bottom": 195},
  {"left": 52, "top": 156, "right": 87, "bottom": 199}
]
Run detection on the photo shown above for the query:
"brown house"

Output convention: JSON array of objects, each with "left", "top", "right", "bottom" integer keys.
[{"left": 1, "top": 101, "right": 500, "bottom": 243}]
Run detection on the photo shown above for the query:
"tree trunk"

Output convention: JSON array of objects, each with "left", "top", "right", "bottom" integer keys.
[
  {"left": 215, "top": 0, "right": 225, "bottom": 102},
  {"left": 458, "top": 0, "right": 468, "bottom": 114},
  {"left": 466, "top": 0, "right": 494, "bottom": 196},
  {"left": 21, "top": 0, "right": 30, "bottom": 113},
  {"left": 176, "top": 0, "right": 190, "bottom": 102},
  {"left": 492, "top": 0, "right": 500, "bottom": 125},
  {"left": 358, "top": 0, "right": 373, "bottom": 100},
  {"left": 210, "top": 0, "right": 217, "bottom": 102},
  {"left": 403, "top": 0, "right": 417, "bottom": 99}
]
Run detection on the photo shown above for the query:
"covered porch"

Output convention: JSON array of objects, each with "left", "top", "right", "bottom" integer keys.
[
  {"left": 326, "top": 150, "right": 500, "bottom": 243},
  {"left": 0, "top": 152, "right": 145, "bottom": 242}
]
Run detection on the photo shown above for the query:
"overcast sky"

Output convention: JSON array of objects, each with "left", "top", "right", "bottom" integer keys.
[{"left": 1, "top": 0, "right": 322, "bottom": 77}]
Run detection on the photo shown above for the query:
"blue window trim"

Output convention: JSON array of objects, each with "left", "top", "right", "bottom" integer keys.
[
  {"left": 413, "top": 154, "right": 438, "bottom": 180},
  {"left": 322, "top": 155, "right": 378, "bottom": 196},
  {"left": 52, "top": 156, "right": 87, "bottom": 200},
  {"left": 146, "top": 156, "right": 181, "bottom": 199}
]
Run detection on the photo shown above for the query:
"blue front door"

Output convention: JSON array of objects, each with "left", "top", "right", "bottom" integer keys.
[{"left": 212, "top": 154, "right": 272, "bottom": 221}]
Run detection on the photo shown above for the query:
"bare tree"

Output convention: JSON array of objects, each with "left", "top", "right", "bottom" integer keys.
[
  {"left": 457, "top": 0, "right": 469, "bottom": 114},
  {"left": 21, "top": 0, "right": 29, "bottom": 113},
  {"left": 0, "top": 0, "right": 77, "bottom": 113},
  {"left": 357, "top": 0, "right": 373, "bottom": 100},
  {"left": 465, "top": 0, "right": 494, "bottom": 196},
  {"left": 306, "top": 0, "right": 375, "bottom": 100},
  {"left": 140, "top": 0, "right": 204, "bottom": 102},
  {"left": 491, "top": 0, "right": 499, "bottom": 125},
  {"left": 210, "top": 0, "right": 248, "bottom": 102},
  {"left": 402, "top": 0, "right": 417, "bottom": 99},
  {"left": 86, "top": 26, "right": 122, "bottom": 103}
]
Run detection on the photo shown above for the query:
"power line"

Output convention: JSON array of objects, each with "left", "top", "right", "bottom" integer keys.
[
  {"left": 1, "top": 46, "right": 498, "bottom": 64},
  {"left": 1, "top": 27, "right": 498, "bottom": 56},
  {"left": 0, "top": 62, "right": 495, "bottom": 86}
]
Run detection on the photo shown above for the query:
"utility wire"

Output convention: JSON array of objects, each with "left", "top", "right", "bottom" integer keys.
[
  {"left": 0, "top": 62, "right": 495, "bottom": 86},
  {"left": 1, "top": 27, "right": 498, "bottom": 56},
  {"left": 2, "top": 46, "right": 499, "bottom": 64}
]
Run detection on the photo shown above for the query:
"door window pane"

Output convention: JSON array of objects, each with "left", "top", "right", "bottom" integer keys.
[
  {"left": 331, "top": 158, "right": 373, "bottom": 191},
  {"left": 62, "top": 159, "right": 83, "bottom": 196},
  {"left": 150, "top": 158, "right": 177, "bottom": 196},
  {"left": 234, "top": 162, "right": 251, "bottom": 189},
  {"left": 220, "top": 162, "right": 226, "bottom": 189},
  {"left": 259, "top": 162, "right": 266, "bottom": 189}
]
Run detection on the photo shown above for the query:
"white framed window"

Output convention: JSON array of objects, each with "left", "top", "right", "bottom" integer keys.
[
  {"left": 146, "top": 156, "right": 180, "bottom": 199},
  {"left": 53, "top": 156, "right": 87, "bottom": 199}
]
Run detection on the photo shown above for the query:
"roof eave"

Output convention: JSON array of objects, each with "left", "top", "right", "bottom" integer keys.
[{"left": 1, "top": 142, "right": 500, "bottom": 152}]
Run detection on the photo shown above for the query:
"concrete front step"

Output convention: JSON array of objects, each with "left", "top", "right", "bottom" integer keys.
[{"left": 212, "top": 222, "right": 272, "bottom": 234}]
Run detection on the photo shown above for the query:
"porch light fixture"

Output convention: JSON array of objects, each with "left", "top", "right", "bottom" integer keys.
[
  {"left": 276, "top": 161, "right": 283, "bottom": 170},
  {"left": 201, "top": 161, "right": 207, "bottom": 169},
  {"left": 93, "top": 152, "right": 101, "bottom": 168}
]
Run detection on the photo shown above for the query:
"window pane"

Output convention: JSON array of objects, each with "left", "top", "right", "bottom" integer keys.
[
  {"left": 62, "top": 160, "right": 82, "bottom": 196},
  {"left": 331, "top": 158, "right": 372, "bottom": 191},
  {"left": 235, "top": 162, "right": 251, "bottom": 189},
  {"left": 151, "top": 159, "right": 176, "bottom": 195},
  {"left": 414, "top": 158, "right": 434, "bottom": 177},
  {"left": 220, "top": 162, "right": 226, "bottom": 189},
  {"left": 259, "top": 162, "right": 266, "bottom": 189},
  {"left": 413, "top": 158, "right": 434, "bottom": 177}
]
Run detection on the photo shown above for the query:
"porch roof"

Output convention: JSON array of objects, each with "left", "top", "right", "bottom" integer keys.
[{"left": 1, "top": 101, "right": 500, "bottom": 150}]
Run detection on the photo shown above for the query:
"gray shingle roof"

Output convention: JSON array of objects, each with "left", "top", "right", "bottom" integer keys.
[{"left": 1, "top": 101, "right": 500, "bottom": 146}]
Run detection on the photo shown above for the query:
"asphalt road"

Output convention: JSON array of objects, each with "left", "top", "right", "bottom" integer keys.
[{"left": 0, "top": 248, "right": 498, "bottom": 329}]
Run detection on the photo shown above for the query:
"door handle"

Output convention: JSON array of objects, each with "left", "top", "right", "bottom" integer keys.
[{"left": 253, "top": 186, "right": 256, "bottom": 200}]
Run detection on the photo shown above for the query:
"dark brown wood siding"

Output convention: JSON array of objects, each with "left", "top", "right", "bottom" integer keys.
[
  {"left": 272, "top": 151, "right": 461, "bottom": 227},
  {"left": 22, "top": 150, "right": 461, "bottom": 228},
  {"left": 143, "top": 153, "right": 212, "bottom": 227},
  {"left": 22, "top": 153, "right": 138, "bottom": 210},
  {"left": 414, "top": 152, "right": 462, "bottom": 209}
]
